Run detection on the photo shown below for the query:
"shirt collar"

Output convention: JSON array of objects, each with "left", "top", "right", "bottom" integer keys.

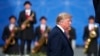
[
  {"left": 57, "top": 25, "right": 65, "bottom": 33},
  {"left": 25, "top": 9, "right": 31, "bottom": 13},
  {"left": 25, "top": 9, "right": 31, "bottom": 11}
]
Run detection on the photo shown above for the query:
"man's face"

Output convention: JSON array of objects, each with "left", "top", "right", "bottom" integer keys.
[
  {"left": 89, "top": 19, "right": 94, "bottom": 24},
  {"left": 25, "top": 4, "right": 31, "bottom": 9},
  {"left": 10, "top": 18, "right": 16, "bottom": 24},
  {"left": 62, "top": 18, "right": 71, "bottom": 30},
  {"left": 41, "top": 19, "right": 46, "bottom": 24}
]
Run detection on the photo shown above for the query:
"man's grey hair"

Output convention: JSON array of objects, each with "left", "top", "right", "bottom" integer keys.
[{"left": 56, "top": 12, "right": 72, "bottom": 24}]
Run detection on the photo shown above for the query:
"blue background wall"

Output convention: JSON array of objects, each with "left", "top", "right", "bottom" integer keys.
[{"left": 0, "top": 0, "right": 95, "bottom": 46}]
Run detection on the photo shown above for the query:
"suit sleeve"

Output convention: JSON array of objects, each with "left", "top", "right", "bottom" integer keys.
[
  {"left": 34, "top": 27, "right": 39, "bottom": 41},
  {"left": 83, "top": 27, "right": 87, "bottom": 41},
  {"left": 2, "top": 27, "right": 8, "bottom": 41},
  {"left": 47, "top": 34, "right": 63, "bottom": 56},
  {"left": 93, "top": 0, "right": 99, "bottom": 10},
  {"left": 95, "top": 27, "right": 99, "bottom": 38},
  {"left": 18, "top": 12, "right": 23, "bottom": 26}
]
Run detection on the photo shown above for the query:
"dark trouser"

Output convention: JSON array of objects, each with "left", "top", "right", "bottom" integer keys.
[
  {"left": 87, "top": 52, "right": 97, "bottom": 56},
  {"left": 20, "top": 39, "right": 32, "bottom": 54}
]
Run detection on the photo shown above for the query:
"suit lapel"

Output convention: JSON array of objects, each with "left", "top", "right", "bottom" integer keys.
[
  {"left": 24, "top": 10, "right": 26, "bottom": 15},
  {"left": 56, "top": 26, "right": 73, "bottom": 51},
  {"left": 45, "top": 26, "right": 48, "bottom": 31},
  {"left": 61, "top": 30, "right": 73, "bottom": 53},
  {"left": 62, "top": 32, "right": 73, "bottom": 49},
  {"left": 30, "top": 11, "right": 33, "bottom": 16}
]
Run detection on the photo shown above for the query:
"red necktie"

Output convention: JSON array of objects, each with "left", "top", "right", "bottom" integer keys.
[
  {"left": 41, "top": 29, "right": 45, "bottom": 34},
  {"left": 25, "top": 13, "right": 30, "bottom": 19}
]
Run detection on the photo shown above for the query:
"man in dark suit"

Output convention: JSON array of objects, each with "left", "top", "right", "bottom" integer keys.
[
  {"left": 47, "top": 13, "right": 74, "bottom": 56},
  {"left": 18, "top": 1, "right": 36, "bottom": 55},
  {"left": 83, "top": 16, "right": 99, "bottom": 56},
  {"left": 2, "top": 16, "right": 19, "bottom": 56}
]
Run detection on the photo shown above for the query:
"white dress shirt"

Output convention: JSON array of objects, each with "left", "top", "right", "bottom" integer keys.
[
  {"left": 88, "top": 23, "right": 98, "bottom": 31},
  {"left": 40, "top": 24, "right": 46, "bottom": 31},
  {"left": 25, "top": 9, "right": 31, "bottom": 16},
  {"left": 9, "top": 24, "right": 15, "bottom": 31}
]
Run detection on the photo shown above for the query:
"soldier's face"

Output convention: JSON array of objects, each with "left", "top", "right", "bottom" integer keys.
[
  {"left": 41, "top": 19, "right": 46, "bottom": 24},
  {"left": 10, "top": 18, "right": 16, "bottom": 24},
  {"left": 89, "top": 19, "right": 95, "bottom": 24},
  {"left": 25, "top": 4, "right": 31, "bottom": 9}
]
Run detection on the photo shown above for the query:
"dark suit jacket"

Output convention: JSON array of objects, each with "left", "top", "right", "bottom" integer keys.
[
  {"left": 93, "top": 0, "right": 100, "bottom": 23},
  {"left": 2, "top": 25, "right": 18, "bottom": 42},
  {"left": 18, "top": 10, "right": 37, "bottom": 40},
  {"left": 47, "top": 26, "right": 74, "bottom": 56},
  {"left": 83, "top": 25, "right": 99, "bottom": 53}
]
